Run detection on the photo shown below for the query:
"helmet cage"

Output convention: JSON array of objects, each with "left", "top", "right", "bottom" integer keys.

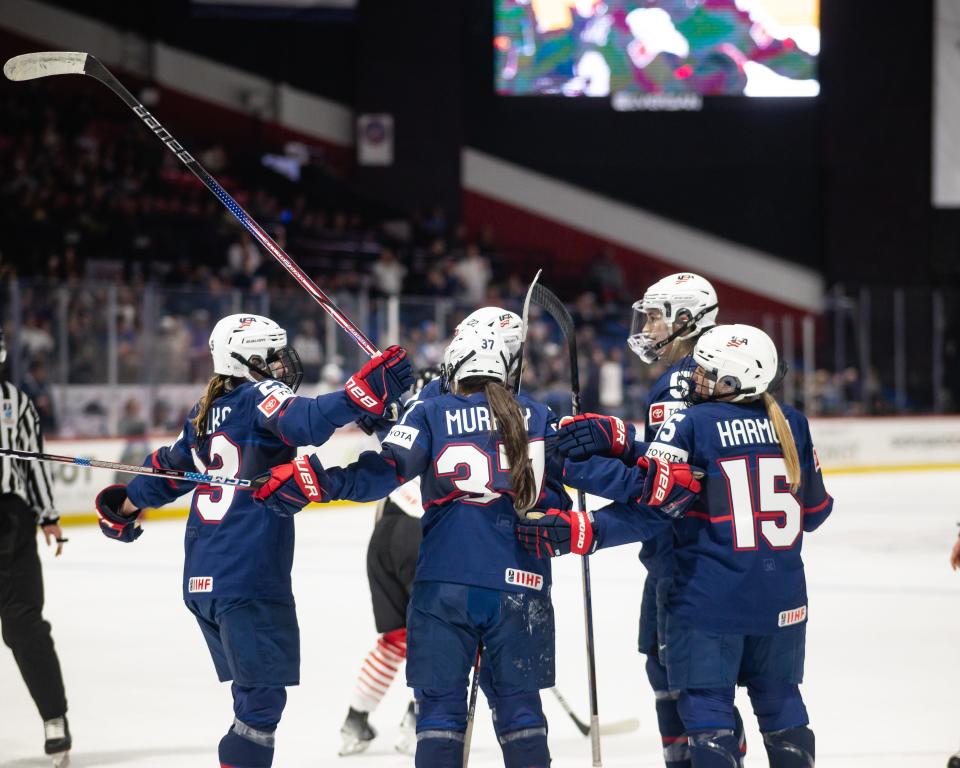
[
  {"left": 232, "top": 345, "right": 304, "bottom": 392},
  {"left": 628, "top": 299, "right": 718, "bottom": 364}
]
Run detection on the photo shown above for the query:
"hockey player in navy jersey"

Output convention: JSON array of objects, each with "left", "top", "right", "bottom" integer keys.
[
  {"left": 557, "top": 272, "right": 731, "bottom": 767},
  {"left": 339, "top": 307, "right": 527, "bottom": 759},
  {"left": 92, "top": 314, "right": 414, "bottom": 768},
  {"left": 523, "top": 324, "right": 832, "bottom": 768},
  {"left": 256, "top": 324, "right": 562, "bottom": 768},
  {"left": 255, "top": 322, "right": 698, "bottom": 767}
]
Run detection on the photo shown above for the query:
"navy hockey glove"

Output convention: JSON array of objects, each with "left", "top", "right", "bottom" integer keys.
[
  {"left": 345, "top": 345, "right": 414, "bottom": 417},
  {"left": 517, "top": 508, "right": 596, "bottom": 558},
  {"left": 95, "top": 485, "right": 143, "bottom": 543},
  {"left": 635, "top": 457, "right": 703, "bottom": 519},
  {"left": 253, "top": 455, "right": 328, "bottom": 517},
  {"left": 355, "top": 404, "right": 400, "bottom": 436},
  {"left": 556, "top": 413, "right": 635, "bottom": 462}
]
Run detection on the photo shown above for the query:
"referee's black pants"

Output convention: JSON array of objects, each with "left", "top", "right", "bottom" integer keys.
[{"left": 0, "top": 494, "right": 67, "bottom": 720}]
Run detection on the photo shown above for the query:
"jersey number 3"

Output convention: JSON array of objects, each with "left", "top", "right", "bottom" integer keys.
[
  {"left": 193, "top": 434, "right": 242, "bottom": 523},
  {"left": 718, "top": 456, "right": 801, "bottom": 550}
]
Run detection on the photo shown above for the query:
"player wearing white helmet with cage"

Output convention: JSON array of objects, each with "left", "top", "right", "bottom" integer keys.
[
  {"left": 538, "top": 325, "right": 830, "bottom": 767},
  {"left": 93, "top": 314, "right": 414, "bottom": 768},
  {"left": 555, "top": 273, "right": 748, "bottom": 768},
  {"left": 255, "top": 323, "right": 573, "bottom": 768}
]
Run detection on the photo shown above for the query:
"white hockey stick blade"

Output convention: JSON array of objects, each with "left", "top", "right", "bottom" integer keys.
[
  {"left": 598, "top": 718, "right": 640, "bottom": 736},
  {"left": 4, "top": 51, "right": 88, "bottom": 81}
]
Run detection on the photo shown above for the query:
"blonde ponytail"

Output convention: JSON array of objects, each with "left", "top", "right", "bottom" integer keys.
[
  {"left": 483, "top": 381, "right": 538, "bottom": 516},
  {"left": 192, "top": 374, "right": 232, "bottom": 442},
  {"left": 763, "top": 392, "right": 801, "bottom": 493}
]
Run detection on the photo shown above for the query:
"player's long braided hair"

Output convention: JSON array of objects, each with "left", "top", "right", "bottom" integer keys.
[
  {"left": 458, "top": 377, "right": 538, "bottom": 516},
  {"left": 763, "top": 392, "right": 801, "bottom": 493},
  {"left": 191, "top": 374, "right": 233, "bottom": 444}
]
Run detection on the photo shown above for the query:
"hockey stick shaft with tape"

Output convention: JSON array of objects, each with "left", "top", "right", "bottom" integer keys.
[
  {"left": 532, "top": 283, "right": 603, "bottom": 766},
  {"left": 4, "top": 51, "right": 379, "bottom": 358},
  {"left": 0, "top": 447, "right": 261, "bottom": 488}
]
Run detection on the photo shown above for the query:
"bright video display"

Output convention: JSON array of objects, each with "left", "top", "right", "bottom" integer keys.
[{"left": 494, "top": 1, "right": 819, "bottom": 106}]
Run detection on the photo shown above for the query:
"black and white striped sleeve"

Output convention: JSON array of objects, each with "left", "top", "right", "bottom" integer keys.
[{"left": 19, "top": 394, "right": 58, "bottom": 524}]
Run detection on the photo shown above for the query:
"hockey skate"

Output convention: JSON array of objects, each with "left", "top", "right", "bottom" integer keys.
[
  {"left": 394, "top": 701, "right": 416, "bottom": 756},
  {"left": 339, "top": 707, "right": 376, "bottom": 756},
  {"left": 44, "top": 716, "right": 71, "bottom": 767}
]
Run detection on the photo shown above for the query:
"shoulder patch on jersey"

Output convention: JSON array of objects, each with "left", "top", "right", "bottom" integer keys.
[
  {"left": 505, "top": 568, "right": 543, "bottom": 591},
  {"left": 778, "top": 605, "right": 807, "bottom": 627},
  {"left": 645, "top": 441, "right": 690, "bottom": 463},
  {"left": 257, "top": 390, "right": 293, "bottom": 418},
  {"left": 648, "top": 401, "right": 683, "bottom": 426},
  {"left": 384, "top": 425, "right": 420, "bottom": 449}
]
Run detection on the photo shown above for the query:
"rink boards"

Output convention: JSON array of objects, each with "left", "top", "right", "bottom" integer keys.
[{"left": 43, "top": 416, "right": 960, "bottom": 521}]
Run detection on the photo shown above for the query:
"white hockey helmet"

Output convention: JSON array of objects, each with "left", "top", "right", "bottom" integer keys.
[
  {"left": 456, "top": 307, "right": 523, "bottom": 354},
  {"left": 628, "top": 273, "right": 718, "bottom": 363},
  {"left": 209, "top": 314, "right": 304, "bottom": 391},
  {"left": 684, "top": 324, "right": 784, "bottom": 404},
  {"left": 441, "top": 325, "right": 510, "bottom": 388}
]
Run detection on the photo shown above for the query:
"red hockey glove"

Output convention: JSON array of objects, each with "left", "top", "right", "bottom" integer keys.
[
  {"left": 636, "top": 457, "right": 703, "bottom": 519},
  {"left": 95, "top": 485, "right": 143, "bottom": 543},
  {"left": 556, "top": 413, "right": 635, "bottom": 462},
  {"left": 517, "top": 508, "right": 596, "bottom": 558},
  {"left": 253, "top": 454, "right": 327, "bottom": 517},
  {"left": 345, "top": 345, "right": 414, "bottom": 417}
]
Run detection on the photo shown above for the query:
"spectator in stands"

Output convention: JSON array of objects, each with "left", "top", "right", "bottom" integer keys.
[
  {"left": 589, "top": 248, "right": 627, "bottom": 303},
  {"left": 598, "top": 347, "right": 625, "bottom": 417},
  {"left": 20, "top": 361, "right": 57, "bottom": 436},
  {"left": 117, "top": 398, "right": 147, "bottom": 437},
  {"left": 453, "top": 243, "right": 492, "bottom": 305},
  {"left": 296, "top": 320, "right": 323, "bottom": 383},
  {"left": 20, "top": 315, "right": 55, "bottom": 363},
  {"left": 371, "top": 247, "right": 406, "bottom": 297}
]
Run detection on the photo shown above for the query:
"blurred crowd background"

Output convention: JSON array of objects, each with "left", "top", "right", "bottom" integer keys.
[{"left": 1, "top": 79, "right": 954, "bottom": 438}]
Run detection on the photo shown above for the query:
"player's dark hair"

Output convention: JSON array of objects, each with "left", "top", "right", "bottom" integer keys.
[
  {"left": 192, "top": 374, "right": 232, "bottom": 442},
  {"left": 459, "top": 377, "right": 537, "bottom": 516},
  {"left": 763, "top": 392, "right": 801, "bottom": 492}
]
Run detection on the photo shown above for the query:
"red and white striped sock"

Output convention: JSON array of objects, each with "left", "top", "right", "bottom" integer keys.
[{"left": 350, "top": 628, "right": 407, "bottom": 713}]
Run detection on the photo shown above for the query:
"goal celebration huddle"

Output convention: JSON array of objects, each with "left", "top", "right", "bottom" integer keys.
[{"left": 90, "top": 272, "right": 831, "bottom": 768}]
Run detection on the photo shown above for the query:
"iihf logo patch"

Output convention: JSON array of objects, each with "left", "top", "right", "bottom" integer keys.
[{"left": 188, "top": 576, "right": 214, "bottom": 593}]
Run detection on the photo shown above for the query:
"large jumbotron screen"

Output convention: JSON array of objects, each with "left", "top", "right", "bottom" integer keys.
[{"left": 494, "top": 0, "right": 819, "bottom": 107}]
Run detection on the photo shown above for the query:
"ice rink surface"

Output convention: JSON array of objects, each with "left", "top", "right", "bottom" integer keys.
[{"left": 2, "top": 470, "right": 959, "bottom": 767}]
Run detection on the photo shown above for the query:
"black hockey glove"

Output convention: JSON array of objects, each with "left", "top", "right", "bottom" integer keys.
[{"left": 95, "top": 485, "right": 143, "bottom": 543}]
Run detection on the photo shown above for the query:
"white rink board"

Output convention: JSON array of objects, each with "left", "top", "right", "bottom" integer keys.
[
  {"left": 1, "top": 470, "right": 959, "bottom": 767},
  {"left": 45, "top": 417, "right": 960, "bottom": 518}
]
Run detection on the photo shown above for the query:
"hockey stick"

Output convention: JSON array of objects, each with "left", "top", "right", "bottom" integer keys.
[
  {"left": 549, "top": 688, "right": 639, "bottom": 737},
  {"left": 514, "top": 269, "right": 542, "bottom": 396},
  {"left": 531, "top": 282, "right": 603, "bottom": 767},
  {"left": 462, "top": 642, "right": 483, "bottom": 768},
  {"left": 4, "top": 51, "right": 379, "bottom": 358},
  {"left": 0, "top": 447, "right": 261, "bottom": 488},
  {"left": 462, "top": 271, "right": 542, "bottom": 767}
]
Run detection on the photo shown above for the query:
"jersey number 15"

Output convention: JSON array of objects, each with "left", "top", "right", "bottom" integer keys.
[{"left": 718, "top": 456, "right": 801, "bottom": 550}]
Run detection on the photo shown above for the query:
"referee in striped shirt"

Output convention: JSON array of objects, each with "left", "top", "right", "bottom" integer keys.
[{"left": 0, "top": 329, "right": 71, "bottom": 763}]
